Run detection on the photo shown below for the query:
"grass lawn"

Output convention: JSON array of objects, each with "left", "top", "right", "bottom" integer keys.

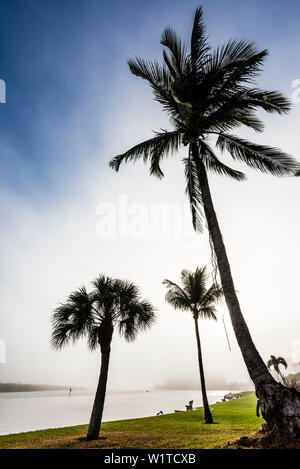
[{"left": 0, "top": 391, "right": 263, "bottom": 449}]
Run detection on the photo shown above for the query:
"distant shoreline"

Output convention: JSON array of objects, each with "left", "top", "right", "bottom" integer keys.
[
  {"left": 0, "top": 383, "right": 251, "bottom": 393},
  {"left": 0, "top": 383, "right": 84, "bottom": 393},
  {"left": 0, "top": 392, "right": 261, "bottom": 449}
]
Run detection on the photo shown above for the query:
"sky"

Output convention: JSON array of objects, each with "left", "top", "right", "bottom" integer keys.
[{"left": 1, "top": 0, "right": 300, "bottom": 391}]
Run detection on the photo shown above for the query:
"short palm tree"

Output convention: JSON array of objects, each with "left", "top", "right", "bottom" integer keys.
[
  {"left": 163, "top": 266, "right": 223, "bottom": 424},
  {"left": 51, "top": 274, "right": 156, "bottom": 440},
  {"left": 267, "top": 355, "right": 288, "bottom": 385},
  {"left": 109, "top": 6, "right": 300, "bottom": 436}
]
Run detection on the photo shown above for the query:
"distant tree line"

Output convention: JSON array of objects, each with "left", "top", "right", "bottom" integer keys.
[{"left": 0, "top": 383, "right": 77, "bottom": 392}]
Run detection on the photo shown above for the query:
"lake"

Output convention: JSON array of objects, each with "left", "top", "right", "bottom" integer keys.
[{"left": 0, "top": 389, "right": 234, "bottom": 435}]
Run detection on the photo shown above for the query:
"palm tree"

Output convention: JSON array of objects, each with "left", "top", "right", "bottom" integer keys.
[
  {"left": 109, "top": 6, "right": 300, "bottom": 436},
  {"left": 267, "top": 355, "right": 288, "bottom": 385},
  {"left": 51, "top": 274, "right": 156, "bottom": 440},
  {"left": 163, "top": 266, "right": 223, "bottom": 424}
]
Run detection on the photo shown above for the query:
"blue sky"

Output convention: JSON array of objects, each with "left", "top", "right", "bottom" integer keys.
[
  {"left": 1, "top": 1, "right": 300, "bottom": 390},
  {"left": 1, "top": 0, "right": 300, "bottom": 199}
]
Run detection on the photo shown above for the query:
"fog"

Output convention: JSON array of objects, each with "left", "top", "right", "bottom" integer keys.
[{"left": 1, "top": 0, "right": 300, "bottom": 392}]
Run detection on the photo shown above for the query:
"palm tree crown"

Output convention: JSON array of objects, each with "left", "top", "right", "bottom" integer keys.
[
  {"left": 267, "top": 355, "right": 288, "bottom": 376},
  {"left": 163, "top": 266, "right": 223, "bottom": 319},
  {"left": 51, "top": 274, "right": 156, "bottom": 351},
  {"left": 110, "top": 6, "right": 299, "bottom": 230}
]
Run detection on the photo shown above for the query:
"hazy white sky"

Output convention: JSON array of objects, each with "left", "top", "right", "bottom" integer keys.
[{"left": 1, "top": 0, "right": 300, "bottom": 391}]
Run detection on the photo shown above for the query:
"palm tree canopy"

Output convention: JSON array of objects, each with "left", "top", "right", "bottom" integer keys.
[
  {"left": 110, "top": 6, "right": 299, "bottom": 231},
  {"left": 51, "top": 274, "right": 156, "bottom": 350},
  {"left": 267, "top": 355, "right": 288, "bottom": 373},
  {"left": 163, "top": 266, "right": 223, "bottom": 319}
]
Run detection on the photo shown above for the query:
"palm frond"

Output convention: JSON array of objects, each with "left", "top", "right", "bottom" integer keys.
[
  {"left": 190, "top": 6, "right": 210, "bottom": 71},
  {"left": 92, "top": 275, "right": 115, "bottom": 318},
  {"left": 209, "top": 39, "right": 267, "bottom": 73},
  {"left": 51, "top": 287, "right": 94, "bottom": 350},
  {"left": 114, "top": 278, "right": 139, "bottom": 299},
  {"left": 267, "top": 355, "right": 276, "bottom": 370},
  {"left": 51, "top": 306, "right": 76, "bottom": 350},
  {"left": 187, "top": 266, "right": 207, "bottom": 303},
  {"left": 203, "top": 90, "right": 289, "bottom": 134},
  {"left": 110, "top": 130, "right": 182, "bottom": 178},
  {"left": 92, "top": 274, "right": 114, "bottom": 292},
  {"left": 149, "top": 131, "right": 182, "bottom": 178},
  {"left": 216, "top": 133, "right": 298, "bottom": 176},
  {"left": 209, "top": 48, "right": 267, "bottom": 94},
  {"left": 127, "top": 57, "right": 177, "bottom": 116},
  {"left": 196, "top": 42, "right": 268, "bottom": 113},
  {"left": 201, "top": 140, "right": 246, "bottom": 181},
  {"left": 128, "top": 57, "right": 170, "bottom": 87},
  {"left": 200, "top": 91, "right": 267, "bottom": 134},
  {"left": 242, "top": 89, "right": 291, "bottom": 115},
  {"left": 162, "top": 49, "right": 179, "bottom": 80},
  {"left": 236, "top": 112, "right": 264, "bottom": 133},
  {"left": 180, "top": 267, "right": 207, "bottom": 304},
  {"left": 118, "top": 298, "right": 156, "bottom": 342},
  {"left": 199, "top": 305, "right": 217, "bottom": 320},
  {"left": 163, "top": 278, "right": 191, "bottom": 310},
  {"left": 161, "top": 27, "right": 187, "bottom": 77},
  {"left": 180, "top": 267, "right": 207, "bottom": 295},
  {"left": 200, "top": 283, "right": 223, "bottom": 309},
  {"left": 136, "top": 300, "right": 157, "bottom": 330},
  {"left": 87, "top": 325, "right": 100, "bottom": 351},
  {"left": 115, "top": 279, "right": 156, "bottom": 341},
  {"left": 118, "top": 317, "right": 137, "bottom": 342},
  {"left": 115, "top": 279, "right": 139, "bottom": 318},
  {"left": 276, "top": 356, "right": 288, "bottom": 369},
  {"left": 183, "top": 148, "right": 203, "bottom": 231}
]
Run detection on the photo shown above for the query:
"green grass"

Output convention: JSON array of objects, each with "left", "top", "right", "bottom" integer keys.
[{"left": 0, "top": 391, "right": 263, "bottom": 449}]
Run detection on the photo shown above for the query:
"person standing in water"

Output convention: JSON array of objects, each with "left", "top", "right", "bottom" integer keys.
[{"left": 69, "top": 387, "right": 72, "bottom": 399}]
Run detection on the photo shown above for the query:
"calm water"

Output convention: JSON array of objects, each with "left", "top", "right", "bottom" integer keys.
[{"left": 0, "top": 389, "right": 233, "bottom": 435}]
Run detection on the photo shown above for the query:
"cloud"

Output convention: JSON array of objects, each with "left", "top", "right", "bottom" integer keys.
[{"left": 1, "top": 1, "right": 300, "bottom": 392}]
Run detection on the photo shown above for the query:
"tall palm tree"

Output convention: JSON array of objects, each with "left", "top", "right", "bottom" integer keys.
[
  {"left": 163, "top": 267, "right": 223, "bottom": 424},
  {"left": 51, "top": 274, "right": 156, "bottom": 440},
  {"left": 267, "top": 355, "right": 288, "bottom": 385},
  {"left": 109, "top": 6, "right": 300, "bottom": 436}
]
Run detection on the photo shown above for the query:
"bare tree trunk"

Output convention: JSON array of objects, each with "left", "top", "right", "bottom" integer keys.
[
  {"left": 192, "top": 142, "right": 300, "bottom": 438},
  {"left": 86, "top": 349, "right": 111, "bottom": 440},
  {"left": 194, "top": 316, "right": 213, "bottom": 423},
  {"left": 86, "top": 322, "right": 113, "bottom": 440}
]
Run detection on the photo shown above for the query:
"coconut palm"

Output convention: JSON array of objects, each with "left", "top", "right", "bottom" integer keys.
[
  {"left": 163, "top": 267, "right": 223, "bottom": 423},
  {"left": 109, "top": 6, "right": 300, "bottom": 436},
  {"left": 51, "top": 274, "right": 156, "bottom": 440},
  {"left": 267, "top": 355, "right": 288, "bottom": 385}
]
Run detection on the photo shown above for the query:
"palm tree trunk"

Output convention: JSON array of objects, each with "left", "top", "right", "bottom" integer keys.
[
  {"left": 192, "top": 142, "right": 300, "bottom": 437},
  {"left": 86, "top": 343, "right": 111, "bottom": 440},
  {"left": 194, "top": 315, "right": 213, "bottom": 423}
]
